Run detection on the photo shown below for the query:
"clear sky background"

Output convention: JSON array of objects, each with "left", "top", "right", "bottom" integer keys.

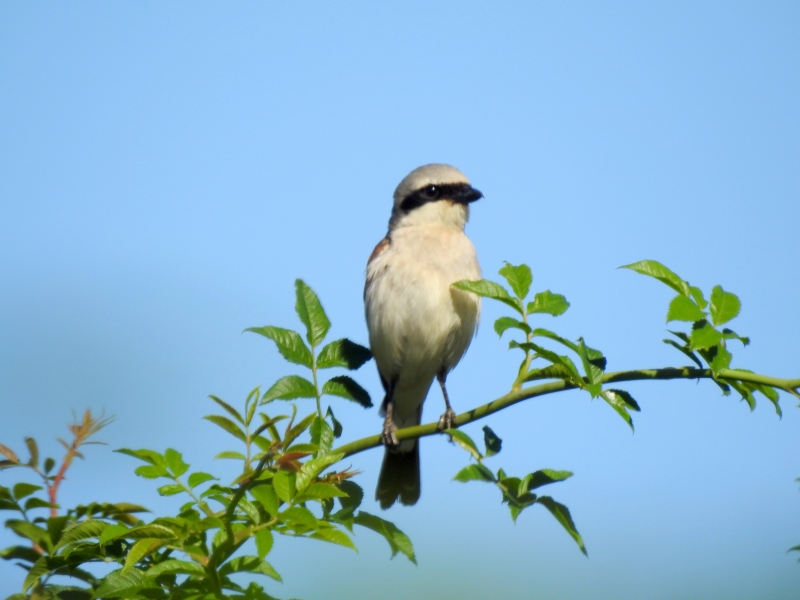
[{"left": 1, "top": 2, "right": 799, "bottom": 599}]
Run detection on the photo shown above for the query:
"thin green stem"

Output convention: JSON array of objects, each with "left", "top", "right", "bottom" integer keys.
[
  {"left": 333, "top": 367, "right": 800, "bottom": 459},
  {"left": 311, "top": 344, "right": 322, "bottom": 419}
]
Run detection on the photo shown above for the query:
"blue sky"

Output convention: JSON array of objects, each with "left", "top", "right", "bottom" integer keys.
[{"left": 1, "top": 2, "right": 799, "bottom": 598}]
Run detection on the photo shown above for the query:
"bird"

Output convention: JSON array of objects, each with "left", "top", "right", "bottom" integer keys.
[{"left": 364, "top": 163, "right": 482, "bottom": 509}]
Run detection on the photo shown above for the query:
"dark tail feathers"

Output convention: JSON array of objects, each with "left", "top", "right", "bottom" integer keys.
[{"left": 375, "top": 442, "right": 420, "bottom": 509}]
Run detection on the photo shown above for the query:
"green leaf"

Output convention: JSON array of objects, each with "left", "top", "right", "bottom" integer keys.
[
  {"left": 620, "top": 259, "right": 691, "bottom": 297},
  {"left": 518, "top": 341, "right": 583, "bottom": 387},
  {"left": 115, "top": 448, "right": 165, "bottom": 467},
  {"left": 536, "top": 496, "right": 587, "bottom": 556},
  {"left": 208, "top": 395, "right": 244, "bottom": 424},
  {"left": 311, "top": 415, "right": 336, "bottom": 452},
  {"left": 295, "top": 279, "right": 331, "bottom": 347},
  {"left": 296, "top": 452, "right": 343, "bottom": 493},
  {"left": 354, "top": 511, "right": 416, "bottom": 563},
  {"left": 255, "top": 529, "right": 274, "bottom": 560},
  {"left": 204, "top": 415, "right": 247, "bottom": 442},
  {"left": 493, "top": 316, "right": 530, "bottom": 338},
  {"left": 322, "top": 376, "right": 372, "bottom": 408},
  {"left": 280, "top": 505, "right": 317, "bottom": 528},
  {"left": 123, "top": 538, "right": 164, "bottom": 572},
  {"left": 157, "top": 483, "right": 185, "bottom": 496},
  {"left": 22, "top": 558, "right": 50, "bottom": 592},
  {"left": 600, "top": 390, "right": 635, "bottom": 431},
  {"left": 112, "top": 523, "right": 176, "bottom": 540},
  {"left": 311, "top": 528, "right": 357, "bottom": 551},
  {"left": 326, "top": 406, "right": 343, "bottom": 439},
  {"left": 709, "top": 344, "right": 732, "bottom": 374},
  {"left": 605, "top": 389, "right": 640, "bottom": 412},
  {"left": 316, "top": 338, "right": 372, "bottom": 370},
  {"left": 221, "top": 555, "right": 283, "bottom": 581},
  {"left": 445, "top": 429, "right": 482, "bottom": 460},
  {"left": 6, "top": 520, "right": 49, "bottom": 547},
  {"left": 521, "top": 469, "right": 573, "bottom": 492},
  {"left": 43, "top": 457, "right": 55, "bottom": 475},
  {"left": 24, "top": 438, "right": 38, "bottom": 469},
  {"left": 164, "top": 448, "right": 189, "bottom": 477},
  {"left": 188, "top": 472, "right": 218, "bottom": 488},
  {"left": 690, "top": 320, "right": 723, "bottom": 350},
  {"left": 482, "top": 426, "right": 502, "bottom": 457},
  {"left": 453, "top": 464, "right": 495, "bottom": 483},
  {"left": 721, "top": 328, "right": 750, "bottom": 346},
  {"left": 527, "top": 291, "right": 570, "bottom": 316},
  {"left": 523, "top": 363, "right": 574, "bottom": 382},
  {"left": 498, "top": 263, "right": 533, "bottom": 299},
  {"left": 662, "top": 338, "right": 704, "bottom": 369},
  {"left": 337, "top": 481, "right": 364, "bottom": 515},
  {"left": 689, "top": 286, "right": 708, "bottom": 309},
  {"left": 272, "top": 471, "right": 296, "bottom": 504},
  {"left": 262, "top": 375, "right": 317, "bottom": 404},
  {"left": 452, "top": 279, "right": 522, "bottom": 313},
  {"left": 22, "top": 497, "right": 53, "bottom": 511},
  {"left": 145, "top": 559, "right": 205, "bottom": 577},
  {"left": 54, "top": 519, "right": 109, "bottom": 550},
  {"left": 245, "top": 325, "right": 313, "bottom": 368},
  {"left": 12, "top": 483, "right": 42, "bottom": 501},
  {"left": 297, "top": 483, "right": 348, "bottom": 502},
  {"left": 99, "top": 523, "right": 130, "bottom": 545},
  {"left": 666, "top": 294, "right": 706, "bottom": 322},
  {"left": 93, "top": 568, "right": 154, "bottom": 597},
  {"left": 251, "top": 484, "right": 280, "bottom": 517},
  {"left": 215, "top": 450, "right": 246, "bottom": 461},
  {"left": 709, "top": 285, "right": 741, "bottom": 326},
  {"left": 134, "top": 464, "right": 169, "bottom": 479},
  {"left": 576, "top": 338, "right": 606, "bottom": 386}
]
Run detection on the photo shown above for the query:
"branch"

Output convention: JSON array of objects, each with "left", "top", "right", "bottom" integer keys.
[{"left": 334, "top": 367, "right": 800, "bottom": 459}]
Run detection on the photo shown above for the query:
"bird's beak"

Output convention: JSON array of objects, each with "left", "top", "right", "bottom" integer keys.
[{"left": 454, "top": 186, "right": 483, "bottom": 204}]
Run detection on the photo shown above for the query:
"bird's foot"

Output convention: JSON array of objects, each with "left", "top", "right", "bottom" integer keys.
[
  {"left": 437, "top": 407, "right": 458, "bottom": 432},
  {"left": 380, "top": 419, "right": 400, "bottom": 449}
]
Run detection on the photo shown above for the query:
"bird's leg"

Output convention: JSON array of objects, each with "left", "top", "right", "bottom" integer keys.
[
  {"left": 436, "top": 371, "right": 458, "bottom": 431},
  {"left": 380, "top": 396, "right": 400, "bottom": 449}
]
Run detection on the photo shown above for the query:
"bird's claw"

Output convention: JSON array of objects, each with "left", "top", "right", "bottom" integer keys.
[
  {"left": 381, "top": 421, "right": 400, "bottom": 449},
  {"left": 437, "top": 407, "right": 458, "bottom": 432}
]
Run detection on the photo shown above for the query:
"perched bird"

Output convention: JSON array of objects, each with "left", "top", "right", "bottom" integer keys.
[{"left": 364, "top": 164, "right": 482, "bottom": 509}]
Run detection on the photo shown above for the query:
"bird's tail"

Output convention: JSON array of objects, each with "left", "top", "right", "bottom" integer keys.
[{"left": 376, "top": 442, "right": 420, "bottom": 509}]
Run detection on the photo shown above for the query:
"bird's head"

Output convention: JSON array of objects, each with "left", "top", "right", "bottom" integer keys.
[{"left": 389, "top": 164, "right": 482, "bottom": 231}]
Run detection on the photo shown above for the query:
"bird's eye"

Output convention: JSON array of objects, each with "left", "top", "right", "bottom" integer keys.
[{"left": 423, "top": 185, "right": 439, "bottom": 199}]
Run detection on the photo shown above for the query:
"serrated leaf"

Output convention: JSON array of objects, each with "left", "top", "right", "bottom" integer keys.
[
  {"left": 576, "top": 338, "right": 606, "bottom": 386},
  {"left": 662, "top": 338, "right": 704, "bottom": 369},
  {"left": 519, "top": 341, "right": 583, "bottom": 387},
  {"left": 157, "top": 483, "right": 185, "bottom": 497},
  {"left": 251, "top": 484, "right": 280, "bottom": 517},
  {"left": 310, "top": 528, "right": 357, "bottom": 550},
  {"left": 482, "top": 426, "right": 502, "bottom": 457},
  {"left": 452, "top": 279, "right": 522, "bottom": 313},
  {"left": 123, "top": 538, "right": 164, "bottom": 572},
  {"left": 690, "top": 320, "right": 723, "bottom": 350},
  {"left": 710, "top": 285, "right": 741, "bottom": 326},
  {"left": 499, "top": 263, "right": 533, "bottom": 299},
  {"left": 295, "top": 279, "right": 331, "bottom": 347},
  {"left": 522, "top": 470, "right": 573, "bottom": 492},
  {"left": 54, "top": 519, "right": 109, "bottom": 551},
  {"left": 322, "top": 376, "right": 372, "bottom": 408},
  {"left": 245, "top": 325, "right": 313, "bottom": 368},
  {"left": 453, "top": 464, "right": 496, "bottom": 483},
  {"left": 208, "top": 395, "right": 244, "bottom": 424},
  {"left": 689, "top": 285, "right": 708, "bottom": 309},
  {"left": 272, "top": 471, "right": 296, "bottom": 503},
  {"left": 93, "top": 567, "right": 153, "bottom": 596},
  {"left": 338, "top": 481, "right": 364, "bottom": 514},
  {"left": 115, "top": 448, "right": 165, "bottom": 466},
  {"left": 527, "top": 290, "right": 570, "bottom": 316},
  {"left": 145, "top": 559, "right": 205, "bottom": 576},
  {"left": 445, "top": 429, "right": 481, "bottom": 460},
  {"left": 255, "top": 529, "right": 274, "bottom": 560},
  {"left": 354, "top": 511, "right": 416, "bottom": 563},
  {"left": 215, "top": 451, "right": 246, "bottom": 461},
  {"left": 721, "top": 328, "right": 750, "bottom": 346},
  {"left": 204, "top": 415, "right": 247, "bottom": 443},
  {"left": 667, "top": 294, "right": 706, "bottom": 322},
  {"left": 164, "top": 448, "right": 189, "bottom": 477},
  {"left": 620, "top": 260, "right": 691, "bottom": 297},
  {"left": 316, "top": 338, "right": 373, "bottom": 370},
  {"left": 220, "top": 555, "right": 283, "bottom": 581},
  {"left": 523, "top": 363, "right": 574, "bottom": 382},
  {"left": 311, "top": 415, "right": 335, "bottom": 452},
  {"left": 22, "top": 557, "right": 50, "bottom": 592},
  {"left": 280, "top": 505, "right": 317, "bottom": 528},
  {"left": 296, "top": 452, "right": 343, "bottom": 493},
  {"left": 297, "top": 482, "right": 348, "bottom": 501},
  {"left": 494, "top": 316, "right": 530, "bottom": 337},
  {"left": 188, "top": 472, "right": 217, "bottom": 488},
  {"left": 23, "top": 497, "right": 54, "bottom": 511},
  {"left": 709, "top": 344, "right": 732, "bottom": 374},
  {"left": 600, "top": 390, "right": 635, "bottom": 431},
  {"left": 536, "top": 496, "right": 587, "bottom": 555},
  {"left": 262, "top": 375, "right": 317, "bottom": 404},
  {"left": 326, "top": 406, "right": 343, "bottom": 439}
]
